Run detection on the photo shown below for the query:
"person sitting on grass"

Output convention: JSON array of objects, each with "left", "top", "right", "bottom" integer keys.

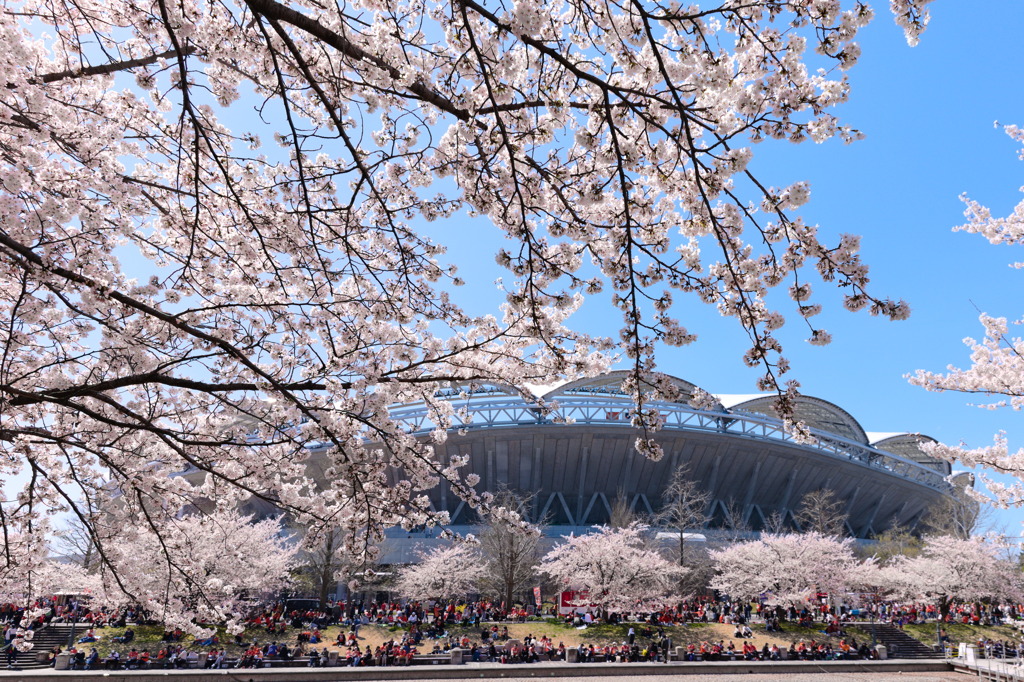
[{"left": 113, "top": 628, "right": 134, "bottom": 644}]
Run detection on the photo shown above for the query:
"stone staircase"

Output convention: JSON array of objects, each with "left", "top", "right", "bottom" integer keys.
[
  {"left": 858, "top": 622, "right": 945, "bottom": 659},
  {"left": 8, "top": 622, "right": 80, "bottom": 670}
]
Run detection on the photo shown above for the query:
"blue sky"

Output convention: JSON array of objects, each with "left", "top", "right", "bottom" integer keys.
[{"left": 432, "top": 2, "right": 1024, "bottom": 536}]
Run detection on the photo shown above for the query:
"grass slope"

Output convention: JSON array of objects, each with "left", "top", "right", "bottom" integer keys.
[{"left": 68, "top": 619, "right": 872, "bottom": 658}]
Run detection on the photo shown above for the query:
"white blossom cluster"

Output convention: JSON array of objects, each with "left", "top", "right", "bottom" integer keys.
[
  {"left": 0, "top": 511, "right": 294, "bottom": 637},
  {"left": 910, "top": 124, "right": 1024, "bottom": 514},
  {"left": 711, "top": 532, "right": 1023, "bottom": 610},
  {"left": 394, "top": 543, "right": 490, "bottom": 602},
  {"left": 0, "top": 0, "right": 931, "bottom": 607},
  {"left": 710, "top": 532, "right": 863, "bottom": 606},
  {"left": 881, "top": 535, "right": 1023, "bottom": 605},
  {"left": 535, "top": 523, "right": 684, "bottom": 611}
]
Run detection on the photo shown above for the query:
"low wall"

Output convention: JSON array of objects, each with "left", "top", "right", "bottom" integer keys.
[{"left": 3, "top": 658, "right": 953, "bottom": 682}]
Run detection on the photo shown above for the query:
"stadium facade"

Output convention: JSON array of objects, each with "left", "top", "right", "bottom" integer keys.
[
  {"left": 377, "top": 371, "right": 954, "bottom": 551},
  {"left": 221, "top": 370, "right": 957, "bottom": 568}
]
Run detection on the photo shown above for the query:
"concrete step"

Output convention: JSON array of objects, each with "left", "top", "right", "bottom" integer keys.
[{"left": 859, "top": 623, "right": 944, "bottom": 660}]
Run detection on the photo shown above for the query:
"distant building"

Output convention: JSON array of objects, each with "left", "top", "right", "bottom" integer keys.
[
  {"left": 377, "top": 371, "right": 953, "bottom": 556},
  {"left": 216, "top": 370, "right": 956, "bottom": 566}
]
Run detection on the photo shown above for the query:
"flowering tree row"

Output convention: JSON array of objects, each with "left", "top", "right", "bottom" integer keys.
[
  {"left": 396, "top": 523, "right": 683, "bottom": 611},
  {"left": 398, "top": 528, "right": 1023, "bottom": 619},
  {"left": 712, "top": 533, "right": 1022, "bottom": 618},
  {"left": 1, "top": 0, "right": 935, "bottom": 601}
]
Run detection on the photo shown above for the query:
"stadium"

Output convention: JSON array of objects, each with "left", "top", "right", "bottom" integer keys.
[{"left": 366, "top": 371, "right": 956, "bottom": 561}]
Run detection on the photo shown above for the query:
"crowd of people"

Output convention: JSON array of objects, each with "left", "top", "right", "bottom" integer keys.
[
  {"left": 2, "top": 593, "right": 1022, "bottom": 671},
  {"left": 271, "top": 596, "right": 1024, "bottom": 632},
  {"left": 677, "top": 636, "right": 880, "bottom": 661}
]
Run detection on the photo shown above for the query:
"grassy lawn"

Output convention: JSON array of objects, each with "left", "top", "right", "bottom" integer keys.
[
  {"left": 69, "top": 618, "right": 871, "bottom": 658},
  {"left": 900, "top": 622, "right": 1022, "bottom": 648}
]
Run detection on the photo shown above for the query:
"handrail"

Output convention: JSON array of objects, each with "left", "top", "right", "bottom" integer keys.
[{"left": 387, "top": 395, "right": 949, "bottom": 491}]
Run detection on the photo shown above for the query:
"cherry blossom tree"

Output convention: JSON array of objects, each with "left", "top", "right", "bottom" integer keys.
[
  {"left": 0, "top": 0, "right": 934, "bottom": 592},
  {"left": 879, "top": 535, "right": 1024, "bottom": 620},
  {"left": 100, "top": 510, "right": 296, "bottom": 633},
  {"left": 709, "top": 532, "right": 866, "bottom": 607},
  {"left": 393, "top": 543, "right": 487, "bottom": 602},
  {"left": 910, "top": 125, "right": 1024, "bottom": 515},
  {"left": 536, "top": 523, "right": 684, "bottom": 611}
]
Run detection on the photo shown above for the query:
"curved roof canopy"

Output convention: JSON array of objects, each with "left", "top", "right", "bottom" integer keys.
[
  {"left": 729, "top": 395, "right": 869, "bottom": 444},
  {"left": 543, "top": 369, "right": 717, "bottom": 407},
  {"left": 425, "top": 372, "right": 933, "bottom": 455},
  {"left": 431, "top": 381, "right": 521, "bottom": 399},
  {"left": 870, "top": 433, "right": 950, "bottom": 475}
]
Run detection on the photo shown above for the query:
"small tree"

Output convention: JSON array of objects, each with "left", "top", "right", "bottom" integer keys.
[
  {"left": 394, "top": 544, "right": 487, "bottom": 603},
  {"left": 794, "top": 489, "right": 849, "bottom": 537},
  {"left": 763, "top": 510, "right": 788, "bottom": 535},
  {"left": 920, "top": 480, "right": 991, "bottom": 540},
  {"left": 718, "top": 499, "right": 752, "bottom": 543},
  {"left": 52, "top": 517, "right": 100, "bottom": 572},
  {"left": 655, "top": 465, "right": 711, "bottom": 567},
  {"left": 477, "top": 491, "right": 543, "bottom": 608},
  {"left": 536, "top": 523, "right": 684, "bottom": 613},
  {"left": 291, "top": 527, "right": 365, "bottom": 609},
  {"left": 609, "top": 492, "right": 642, "bottom": 529},
  {"left": 864, "top": 524, "right": 923, "bottom": 564}
]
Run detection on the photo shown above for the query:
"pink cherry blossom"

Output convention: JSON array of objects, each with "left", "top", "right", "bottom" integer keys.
[{"left": 0, "top": 0, "right": 933, "bottom": 601}]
